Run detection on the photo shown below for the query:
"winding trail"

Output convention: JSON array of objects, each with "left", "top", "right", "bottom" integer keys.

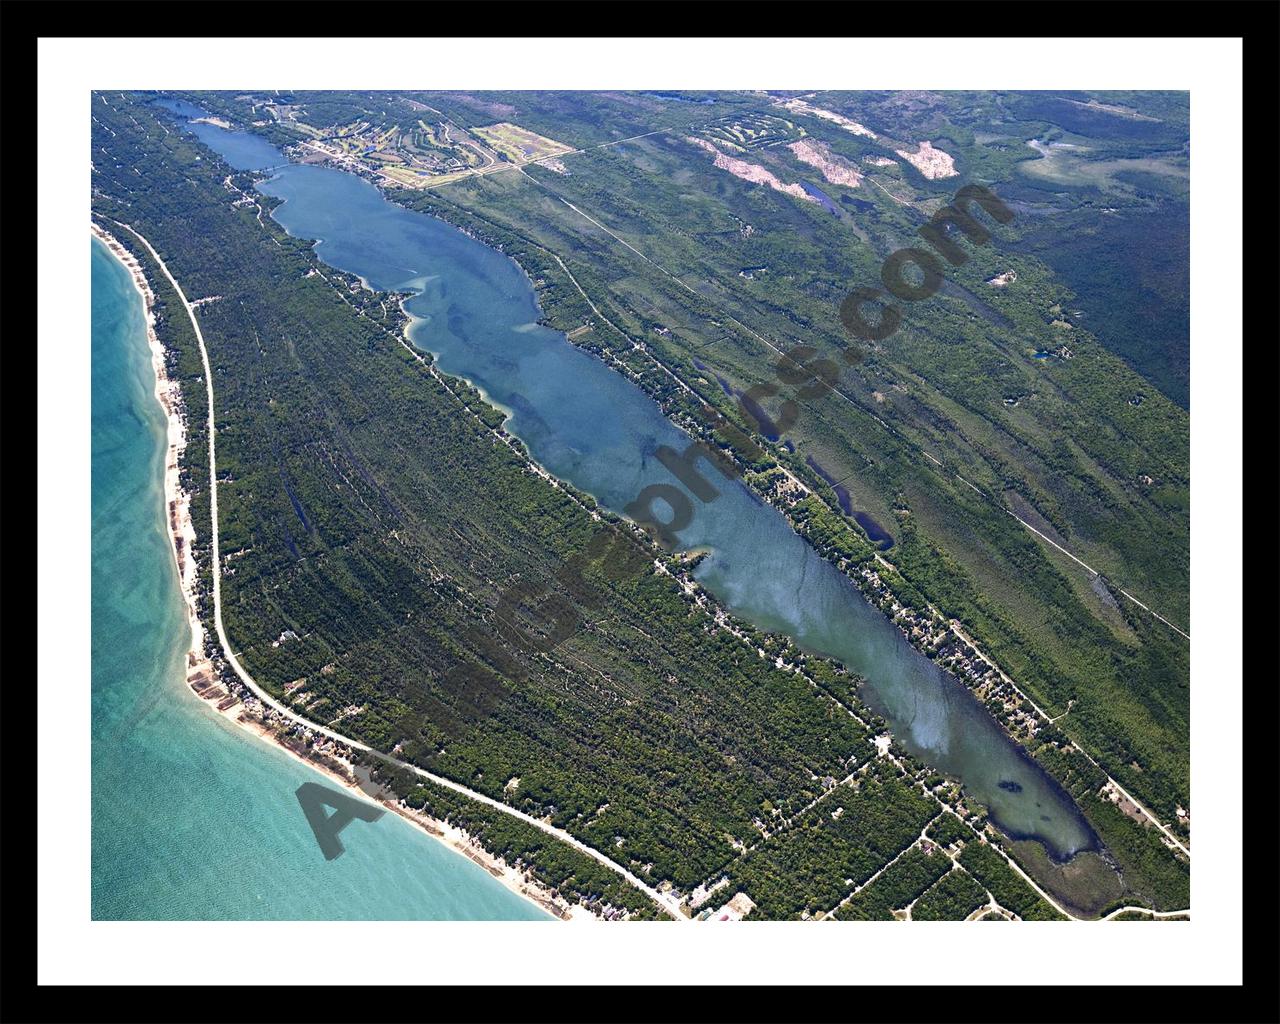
[
  {"left": 1099, "top": 905, "right": 1190, "bottom": 921},
  {"left": 105, "top": 219, "right": 687, "bottom": 922}
]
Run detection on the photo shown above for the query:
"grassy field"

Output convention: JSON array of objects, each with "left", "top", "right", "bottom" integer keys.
[{"left": 472, "top": 121, "right": 575, "bottom": 163}]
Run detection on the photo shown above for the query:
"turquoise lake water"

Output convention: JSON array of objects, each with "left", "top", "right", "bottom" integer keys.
[
  {"left": 91, "top": 236, "right": 550, "bottom": 920},
  {"left": 133, "top": 103, "right": 1098, "bottom": 865}
]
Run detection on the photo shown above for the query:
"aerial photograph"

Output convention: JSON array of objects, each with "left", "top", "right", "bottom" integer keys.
[{"left": 90, "top": 87, "right": 1191, "bottom": 925}]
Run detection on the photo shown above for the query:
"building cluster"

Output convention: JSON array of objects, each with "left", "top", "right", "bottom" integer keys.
[
  {"left": 852, "top": 564, "right": 1042, "bottom": 744},
  {"left": 745, "top": 461, "right": 1049, "bottom": 748}
]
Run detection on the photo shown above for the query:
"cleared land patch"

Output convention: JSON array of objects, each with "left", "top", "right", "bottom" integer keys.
[
  {"left": 472, "top": 122, "right": 576, "bottom": 163},
  {"left": 788, "top": 138, "right": 864, "bottom": 187},
  {"left": 777, "top": 97, "right": 878, "bottom": 139},
  {"left": 894, "top": 139, "right": 958, "bottom": 180},
  {"left": 685, "top": 136, "right": 816, "bottom": 203},
  {"left": 698, "top": 112, "right": 804, "bottom": 151},
  {"left": 292, "top": 116, "right": 496, "bottom": 188}
]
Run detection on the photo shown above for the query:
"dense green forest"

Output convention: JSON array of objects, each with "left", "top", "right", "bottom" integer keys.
[
  {"left": 720, "top": 766, "right": 936, "bottom": 919},
  {"left": 911, "top": 866, "right": 991, "bottom": 921},
  {"left": 95, "top": 88, "right": 1191, "bottom": 919},
  {"left": 94, "top": 93, "right": 988, "bottom": 919},
  {"left": 833, "top": 845, "right": 951, "bottom": 920},
  {"left": 246, "top": 86, "right": 1188, "bottom": 834},
  {"left": 359, "top": 756, "right": 663, "bottom": 919}
]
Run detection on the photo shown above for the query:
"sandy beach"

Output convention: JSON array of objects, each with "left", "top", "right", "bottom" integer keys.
[
  {"left": 92, "top": 224, "right": 205, "bottom": 663},
  {"left": 209, "top": 691, "right": 574, "bottom": 920},
  {"left": 92, "top": 222, "right": 581, "bottom": 922}
]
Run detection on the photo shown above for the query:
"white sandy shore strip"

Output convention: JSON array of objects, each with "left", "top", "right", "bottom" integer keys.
[
  {"left": 91, "top": 222, "right": 574, "bottom": 919},
  {"left": 93, "top": 221, "right": 679, "bottom": 922},
  {"left": 91, "top": 225, "right": 204, "bottom": 663},
  {"left": 205, "top": 694, "right": 578, "bottom": 919}
]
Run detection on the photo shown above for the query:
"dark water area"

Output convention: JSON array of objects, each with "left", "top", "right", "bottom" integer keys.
[
  {"left": 805, "top": 456, "right": 895, "bottom": 549},
  {"left": 162, "top": 104, "right": 1098, "bottom": 862},
  {"left": 804, "top": 455, "right": 855, "bottom": 516},
  {"left": 280, "top": 472, "right": 311, "bottom": 532},
  {"left": 852, "top": 511, "right": 895, "bottom": 550},
  {"left": 839, "top": 194, "right": 877, "bottom": 215},
  {"left": 800, "top": 181, "right": 840, "bottom": 215},
  {"left": 738, "top": 390, "right": 781, "bottom": 441},
  {"left": 805, "top": 454, "right": 838, "bottom": 486},
  {"left": 693, "top": 359, "right": 736, "bottom": 397}
]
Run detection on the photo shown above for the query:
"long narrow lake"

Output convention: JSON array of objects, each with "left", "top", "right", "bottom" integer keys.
[{"left": 165, "top": 103, "right": 1095, "bottom": 861}]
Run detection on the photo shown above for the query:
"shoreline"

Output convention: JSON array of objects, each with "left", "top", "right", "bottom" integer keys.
[
  {"left": 410, "top": 209, "right": 1193, "bottom": 865},
  {"left": 92, "top": 223, "right": 577, "bottom": 923},
  {"left": 387, "top": 215, "right": 1099, "bottom": 863},
  {"left": 91, "top": 227, "right": 205, "bottom": 663},
  {"left": 209, "top": 694, "right": 574, "bottom": 920},
  {"left": 98, "top": 102, "right": 1186, "bottom": 918}
]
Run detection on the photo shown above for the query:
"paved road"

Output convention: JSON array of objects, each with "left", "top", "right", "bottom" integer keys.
[{"left": 109, "top": 220, "right": 687, "bottom": 923}]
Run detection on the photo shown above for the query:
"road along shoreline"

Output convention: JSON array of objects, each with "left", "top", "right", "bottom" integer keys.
[{"left": 91, "top": 221, "right": 673, "bottom": 922}]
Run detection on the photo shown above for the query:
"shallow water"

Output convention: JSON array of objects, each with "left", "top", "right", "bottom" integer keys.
[
  {"left": 155, "top": 107, "right": 1097, "bottom": 860},
  {"left": 800, "top": 180, "right": 840, "bottom": 215},
  {"left": 91, "top": 236, "right": 550, "bottom": 919}
]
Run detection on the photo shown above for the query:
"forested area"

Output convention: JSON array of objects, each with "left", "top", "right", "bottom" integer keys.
[
  {"left": 959, "top": 842, "right": 1068, "bottom": 921},
  {"left": 1031, "top": 737, "right": 1189, "bottom": 912},
  {"left": 93, "top": 93, "right": 907, "bottom": 914},
  {"left": 341, "top": 93, "right": 1193, "bottom": 834},
  {"left": 832, "top": 845, "right": 951, "bottom": 920},
  {"left": 925, "top": 811, "right": 973, "bottom": 850},
  {"left": 360, "top": 756, "right": 663, "bottom": 919},
  {"left": 95, "top": 88, "right": 1192, "bottom": 920},
  {"left": 722, "top": 768, "right": 936, "bottom": 919},
  {"left": 910, "top": 866, "right": 990, "bottom": 921}
]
